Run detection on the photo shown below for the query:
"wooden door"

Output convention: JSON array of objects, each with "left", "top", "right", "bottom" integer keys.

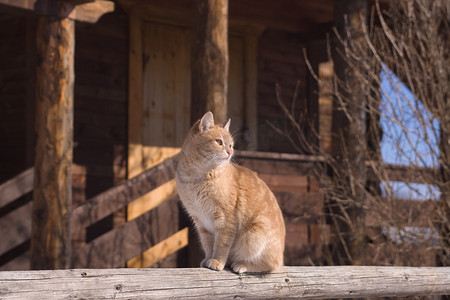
[
  {"left": 127, "top": 15, "right": 259, "bottom": 268},
  {"left": 128, "top": 19, "right": 192, "bottom": 268}
]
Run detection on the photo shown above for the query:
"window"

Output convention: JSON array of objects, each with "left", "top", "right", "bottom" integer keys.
[{"left": 379, "top": 65, "right": 440, "bottom": 245}]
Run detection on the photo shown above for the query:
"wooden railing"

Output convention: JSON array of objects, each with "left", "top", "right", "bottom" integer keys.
[
  {"left": 0, "top": 151, "right": 445, "bottom": 270},
  {"left": 0, "top": 155, "right": 181, "bottom": 270},
  {"left": 0, "top": 266, "right": 449, "bottom": 299},
  {"left": 71, "top": 153, "right": 181, "bottom": 268},
  {"left": 0, "top": 168, "right": 34, "bottom": 270}
]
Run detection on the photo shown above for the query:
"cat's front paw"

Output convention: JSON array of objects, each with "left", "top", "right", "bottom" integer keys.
[
  {"left": 231, "top": 261, "right": 247, "bottom": 274},
  {"left": 203, "top": 258, "right": 225, "bottom": 271}
]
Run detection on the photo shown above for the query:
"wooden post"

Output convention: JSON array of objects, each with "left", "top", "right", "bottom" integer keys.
[
  {"left": 191, "top": 0, "right": 229, "bottom": 124},
  {"left": 306, "top": 40, "right": 328, "bottom": 153},
  {"left": 31, "top": 7, "right": 74, "bottom": 269},
  {"left": 244, "top": 28, "right": 261, "bottom": 151},
  {"left": 330, "top": 0, "right": 368, "bottom": 265},
  {"left": 187, "top": 0, "right": 229, "bottom": 267}
]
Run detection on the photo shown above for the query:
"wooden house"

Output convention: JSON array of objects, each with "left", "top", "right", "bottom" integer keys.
[{"left": 0, "top": 0, "right": 441, "bottom": 271}]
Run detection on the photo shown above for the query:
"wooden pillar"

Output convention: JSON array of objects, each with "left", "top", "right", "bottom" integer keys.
[
  {"left": 330, "top": 0, "right": 368, "bottom": 265},
  {"left": 31, "top": 9, "right": 74, "bottom": 269},
  {"left": 186, "top": 0, "right": 229, "bottom": 267},
  {"left": 243, "top": 27, "right": 262, "bottom": 151},
  {"left": 191, "top": 0, "right": 229, "bottom": 124},
  {"left": 306, "top": 40, "right": 328, "bottom": 153}
]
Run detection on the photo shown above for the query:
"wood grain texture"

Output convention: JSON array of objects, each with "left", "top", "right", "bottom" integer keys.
[
  {"left": 32, "top": 13, "right": 75, "bottom": 270},
  {"left": 0, "top": 266, "right": 448, "bottom": 299},
  {"left": 191, "top": 0, "right": 229, "bottom": 124}
]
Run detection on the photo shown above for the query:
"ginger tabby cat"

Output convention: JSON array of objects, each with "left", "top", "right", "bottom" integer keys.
[{"left": 176, "top": 112, "right": 285, "bottom": 273}]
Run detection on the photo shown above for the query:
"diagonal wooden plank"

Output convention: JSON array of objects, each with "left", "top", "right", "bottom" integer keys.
[
  {"left": 0, "top": 202, "right": 32, "bottom": 255},
  {"left": 71, "top": 195, "right": 180, "bottom": 268},
  {"left": 128, "top": 227, "right": 189, "bottom": 268},
  {"left": 71, "top": 154, "right": 179, "bottom": 235},
  {"left": 0, "top": 168, "right": 34, "bottom": 208}
]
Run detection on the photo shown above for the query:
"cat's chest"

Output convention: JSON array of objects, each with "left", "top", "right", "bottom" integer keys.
[
  {"left": 177, "top": 176, "right": 230, "bottom": 231},
  {"left": 180, "top": 178, "right": 225, "bottom": 208}
]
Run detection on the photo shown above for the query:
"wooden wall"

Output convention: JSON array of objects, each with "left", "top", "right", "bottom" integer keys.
[
  {"left": 0, "top": 15, "right": 35, "bottom": 183},
  {"left": 72, "top": 8, "right": 129, "bottom": 247},
  {"left": 237, "top": 153, "right": 325, "bottom": 266},
  {"left": 0, "top": 8, "right": 131, "bottom": 269},
  {"left": 257, "top": 28, "right": 308, "bottom": 153},
  {"left": 0, "top": 15, "right": 36, "bottom": 270}
]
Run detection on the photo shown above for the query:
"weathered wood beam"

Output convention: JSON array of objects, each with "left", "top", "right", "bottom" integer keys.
[
  {"left": 0, "top": 267, "right": 448, "bottom": 299},
  {"left": 0, "top": 0, "right": 114, "bottom": 23},
  {"left": 70, "top": 0, "right": 114, "bottom": 23},
  {"left": 31, "top": 10, "right": 74, "bottom": 270},
  {"left": 191, "top": 0, "right": 229, "bottom": 124}
]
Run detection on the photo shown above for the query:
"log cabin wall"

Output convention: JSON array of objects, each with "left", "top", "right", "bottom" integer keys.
[
  {"left": 0, "top": 7, "right": 130, "bottom": 269},
  {"left": 72, "top": 8, "right": 129, "bottom": 248},
  {"left": 0, "top": 3, "right": 327, "bottom": 269},
  {"left": 0, "top": 15, "right": 36, "bottom": 183},
  {"left": 257, "top": 28, "right": 308, "bottom": 153},
  {"left": 0, "top": 14, "right": 36, "bottom": 270},
  {"left": 0, "top": 9, "right": 130, "bottom": 204}
]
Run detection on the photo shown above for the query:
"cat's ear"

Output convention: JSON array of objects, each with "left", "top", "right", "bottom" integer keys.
[
  {"left": 224, "top": 118, "right": 231, "bottom": 132},
  {"left": 200, "top": 111, "right": 214, "bottom": 132}
]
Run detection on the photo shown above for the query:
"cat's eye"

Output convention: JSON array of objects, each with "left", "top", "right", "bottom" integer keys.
[{"left": 215, "top": 139, "right": 223, "bottom": 146}]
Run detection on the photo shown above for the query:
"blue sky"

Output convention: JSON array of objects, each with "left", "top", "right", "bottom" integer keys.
[{"left": 379, "top": 65, "right": 440, "bottom": 201}]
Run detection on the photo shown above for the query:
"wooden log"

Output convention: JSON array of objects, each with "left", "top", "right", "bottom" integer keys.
[
  {"left": 191, "top": 0, "right": 229, "bottom": 124},
  {"left": 31, "top": 12, "right": 74, "bottom": 270},
  {"left": 0, "top": 266, "right": 448, "bottom": 299}
]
